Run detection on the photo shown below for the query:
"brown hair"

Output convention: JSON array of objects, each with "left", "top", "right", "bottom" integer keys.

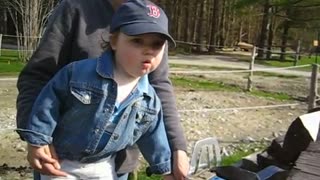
[{"left": 101, "top": 31, "right": 120, "bottom": 51}]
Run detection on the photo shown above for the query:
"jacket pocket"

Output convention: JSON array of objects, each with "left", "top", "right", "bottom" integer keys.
[
  {"left": 70, "top": 83, "right": 104, "bottom": 104},
  {"left": 132, "top": 105, "right": 158, "bottom": 141}
]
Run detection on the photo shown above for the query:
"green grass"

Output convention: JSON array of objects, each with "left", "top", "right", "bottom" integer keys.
[
  {"left": 252, "top": 71, "right": 299, "bottom": 79},
  {"left": 133, "top": 174, "right": 161, "bottom": 180},
  {"left": 172, "top": 76, "right": 241, "bottom": 92},
  {"left": 250, "top": 90, "right": 291, "bottom": 101},
  {"left": 0, "top": 49, "right": 20, "bottom": 62},
  {"left": 220, "top": 151, "right": 255, "bottom": 166},
  {"left": 170, "top": 64, "right": 241, "bottom": 71},
  {"left": 0, "top": 49, "right": 23, "bottom": 76},
  {"left": 259, "top": 56, "right": 318, "bottom": 67},
  {"left": 231, "top": 53, "right": 316, "bottom": 71},
  {"left": 0, "top": 49, "right": 25, "bottom": 76},
  {"left": 220, "top": 142, "right": 268, "bottom": 166},
  {"left": 171, "top": 75, "right": 293, "bottom": 101},
  {"left": 170, "top": 64, "right": 299, "bottom": 79},
  {"left": 0, "top": 61, "right": 24, "bottom": 76}
]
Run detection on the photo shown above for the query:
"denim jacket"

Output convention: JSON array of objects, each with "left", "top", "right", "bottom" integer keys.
[{"left": 17, "top": 51, "right": 171, "bottom": 175}]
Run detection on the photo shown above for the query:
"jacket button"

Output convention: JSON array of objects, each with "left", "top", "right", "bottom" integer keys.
[
  {"left": 84, "top": 94, "right": 90, "bottom": 100},
  {"left": 123, "top": 113, "right": 128, "bottom": 119},
  {"left": 94, "top": 129, "right": 99, "bottom": 134},
  {"left": 133, "top": 129, "right": 138, "bottom": 136},
  {"left": 113, "top": 134, "right": 119, "bottom": 140}
]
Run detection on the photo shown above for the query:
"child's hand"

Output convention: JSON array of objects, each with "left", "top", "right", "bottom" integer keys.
[{"left": 27, "top": 144, "right": 68, "bottom": 177}]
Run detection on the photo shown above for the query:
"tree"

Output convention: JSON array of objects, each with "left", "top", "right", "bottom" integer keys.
[
  {"left": 208, "top": 0, "right": 220, "bottom": 52},
  {"left": 3, "top": 0, "right": 57, "bottom": 62},
  {"left": 278, "top": 0, "right": 320, "bottom": 60},
  {"left": 257, "top": 0, "right": 271, "bottom": 58},
  {"left": 0, "top": 2, "right": 9, "bottom": 34},
  {"left": 159, "top": 0, "right": 320, "bottom": 55}
]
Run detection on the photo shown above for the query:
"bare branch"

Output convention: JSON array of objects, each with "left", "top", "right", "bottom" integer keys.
[{"left": 2, "top": 0, "right": 58, "bottom": 61}]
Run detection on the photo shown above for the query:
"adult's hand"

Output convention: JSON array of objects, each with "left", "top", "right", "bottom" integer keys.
[
  {"left": 163, "top": 174, "right": 175, "bottom": 180},
  {"left": 172, "top": 150, "right": 190, "bottom": 180},
  {"left": 40, "top": 162, "right": 68, "bottom": 177},
  {"left": 27, "top": 144, "right": 68, "bottom": 177}
]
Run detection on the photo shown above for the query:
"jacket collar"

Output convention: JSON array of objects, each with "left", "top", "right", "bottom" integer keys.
[
  {"left": 96, "top": 50, "right": 150, "bottom": 95},
  {"left": 96, "top": 50, "right": 114, "bottom": 79}
]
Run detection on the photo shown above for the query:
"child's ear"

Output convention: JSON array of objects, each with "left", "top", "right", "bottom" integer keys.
[{"left": 109, "top": 33, "right": 118, "bottom": 50}]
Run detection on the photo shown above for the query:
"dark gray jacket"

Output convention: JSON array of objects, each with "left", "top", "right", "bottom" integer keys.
[{"left": 16, "top": 0, "right": 186, "bottom": 173}]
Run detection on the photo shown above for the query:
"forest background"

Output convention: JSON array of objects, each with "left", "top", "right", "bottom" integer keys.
[
  {"left": 0, "top": 1, "right": 320, "bottom": 179},
  {"left": 0, "top": 0, "right": 320, "bottom": 62}
]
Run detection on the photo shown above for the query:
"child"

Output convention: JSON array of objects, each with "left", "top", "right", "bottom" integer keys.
[{"left": 16, "top": 0, "right": 175, "bottom": 179}]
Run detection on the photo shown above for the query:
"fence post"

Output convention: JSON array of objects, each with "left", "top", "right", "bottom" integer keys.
[
  {"left": 294, "top": 40, "right": 301, "bottom": 66},
  {"left": 247, "top": 46, "right": 256, "bottom": 91},
  {"left": 0, "top": 34, "right": 2, "bottom": 56},
  {"left": 308, "top": 64, "right": 319, "bottom": 111}
]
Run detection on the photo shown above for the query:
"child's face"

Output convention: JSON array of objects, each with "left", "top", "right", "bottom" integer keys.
[{"left": 110, "top": 32, "right": 166, "bottom": 78}]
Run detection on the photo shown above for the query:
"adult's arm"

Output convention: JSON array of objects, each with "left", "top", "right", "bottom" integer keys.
[
  {"left": 16, "top": 0, "right": 75, "bottom": 132},
  {"left": 148, "top": 45, "right": 187, "bottom": 152},
  {"left": 18, "top": 65, "right": 72, "bottom": 177},
  {"left": 17, "top": 65, "right": 71, "bottom": 145}
]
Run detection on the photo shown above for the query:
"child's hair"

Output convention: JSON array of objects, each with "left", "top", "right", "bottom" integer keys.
[
  {"left": 101, "top": 38, "right": 111, "bottom": 50},
  {"left": 101, "top": 32, "right": 119, "bottom": 51}
]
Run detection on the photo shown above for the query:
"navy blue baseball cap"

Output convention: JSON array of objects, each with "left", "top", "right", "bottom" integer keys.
[{"left": 110, "top": 0, "right": 176, "bottom": 47}]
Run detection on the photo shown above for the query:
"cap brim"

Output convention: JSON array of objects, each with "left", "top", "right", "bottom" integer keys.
[{"left": 120, "top": 22, "right": 176, "bottom": 47}]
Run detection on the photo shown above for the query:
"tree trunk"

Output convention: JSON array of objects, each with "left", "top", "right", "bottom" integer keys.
[
  {"left": 247, "top": 9, "right": 252, "bottom": 44},
  {"left": 209, "top": 0, "right": 220, "bottom": 52},
  {"left": 191, "top": 1, "right": 200, "bottom": 43},
  {"left": 266, "top": 8, "right": 275, "bottom": 59},
  {"left": 165, "top": 0, "right": 173, "bottom": 35},
  {"left": 225, "top": 0, "right": 235, "bottom": 47},
  {"left": 238, "top": 21, "right": 243, "bottom": 43},
  {"left": 183, "top": 0, "right": 190, "bottom": 43},
  {"left": 257, "top": 0, "right": 270, "bottom": 59},
  {"left": 266, "top": 20, "right": 273, "bottom": 59},
  {"left": 0, "top": 9, "right": 8, "bottom": 34},
  {"left": 280, "top": 8, "right": 292, "bottom": 61},
  {"left": 219, "top": 0, "right": 226, "bottom": 48},
  {"left": 5, "top": 0, "right": 57, "bottom": 62},
  {"left": 280, "top": 21, "right": 290, "bottom": 61},
  {"left": 177, "top": 0, "right": 184, "bottom": 40},
  {"left": 196, "top": 0, "right": 207, "bottom": 52},
  {"left": 206, "top": 0, "right": 213, "bottom": 45},
  {"left": 171, "top": 0, "right": 178, "bottom": 38}
]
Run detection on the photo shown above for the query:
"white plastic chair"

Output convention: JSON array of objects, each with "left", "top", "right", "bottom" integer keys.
[{"left": 188, "top": 137, "right": 222, "bottom": 175}]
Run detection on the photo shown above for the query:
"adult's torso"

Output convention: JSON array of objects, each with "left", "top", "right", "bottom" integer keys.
[{"left": 63, "top": 0, "right": 114, "bottom": 61}]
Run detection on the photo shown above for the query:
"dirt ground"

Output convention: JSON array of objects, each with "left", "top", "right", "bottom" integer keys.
[{"left": 0, "top": 67, "right": 309, "bottom": 179}]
